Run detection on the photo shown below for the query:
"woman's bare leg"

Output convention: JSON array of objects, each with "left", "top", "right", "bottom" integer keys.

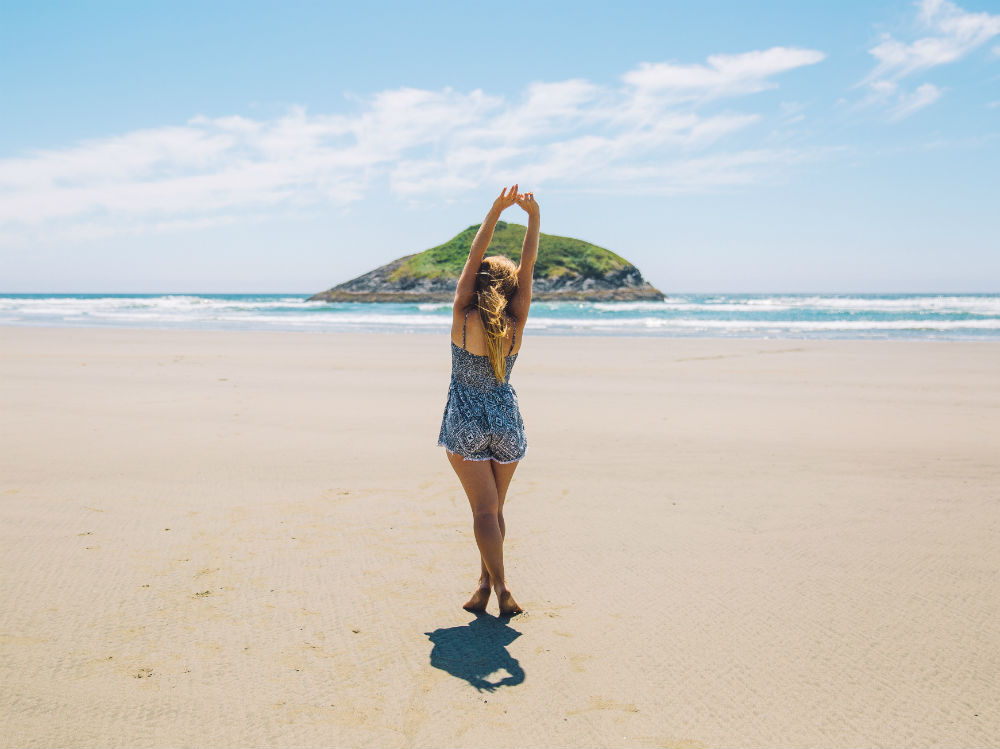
[
  {"left": 490, "top": 459, "right": 522, "bottom": 615},
  {"left": 474, "top": 458, "right": 517, "bottom": 591},
  {"left": 446, "top": 451, "right": 522, "bottom": 614}
]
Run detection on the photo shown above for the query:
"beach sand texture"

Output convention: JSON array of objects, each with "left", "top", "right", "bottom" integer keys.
[{"left": 1, "top": 325, "right": 998, "bottom": 748}]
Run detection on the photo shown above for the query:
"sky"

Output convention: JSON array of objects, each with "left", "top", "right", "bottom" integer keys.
[{"left": 1, "top": 0, "right": 998, "bottom": 293}]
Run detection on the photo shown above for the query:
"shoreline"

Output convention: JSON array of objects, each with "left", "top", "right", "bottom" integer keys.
[{"left": 3, "top": 321, "right": 1000, "bottom": 344}]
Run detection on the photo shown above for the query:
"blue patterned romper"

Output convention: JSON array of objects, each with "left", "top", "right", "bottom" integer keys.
[{"left": 437, "top": 309, "right": 528, "bottom": 464}]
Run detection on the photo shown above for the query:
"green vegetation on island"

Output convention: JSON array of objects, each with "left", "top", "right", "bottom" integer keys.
[
  {"left": 307, "top": 222, "right": 664, "bottom": 302},
  {"left": 389, "top": 222, "right": 633, "bottom": 282}
]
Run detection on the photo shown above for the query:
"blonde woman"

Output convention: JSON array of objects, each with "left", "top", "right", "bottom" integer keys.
[{"left": 437, "top": 184, "right": 539, "bottom": 617}]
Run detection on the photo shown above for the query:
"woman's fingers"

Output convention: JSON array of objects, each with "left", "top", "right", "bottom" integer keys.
[{"left": 502, "top": 185, "right": 535, "bottom": 209}]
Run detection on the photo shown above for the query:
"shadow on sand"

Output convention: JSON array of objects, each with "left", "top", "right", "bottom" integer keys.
[{"left": 425, "top": 613, "right": 525, "bottom": 691}]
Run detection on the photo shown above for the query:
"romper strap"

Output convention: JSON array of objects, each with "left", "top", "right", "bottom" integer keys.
[
  {"left": 508, "top": 324, "right": 516, "bottom": 356},
  {"left": 462, "top": 308, "right": 470, "bottom": 351}
]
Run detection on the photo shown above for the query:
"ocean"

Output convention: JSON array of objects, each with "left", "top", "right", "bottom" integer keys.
[{"left": 1, "top": 293, "right": 999, "bottom": 340}]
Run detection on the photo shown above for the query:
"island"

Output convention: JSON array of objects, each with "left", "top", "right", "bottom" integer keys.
[{"left": 307, "top": 222, "right": 665, "bottom": 303}]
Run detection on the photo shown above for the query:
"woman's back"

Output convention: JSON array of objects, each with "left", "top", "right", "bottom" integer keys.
[
  {"left": 451, "top": 306, "right": 523, "bottom": 358},
  {"left": 449, "top": 308, "right": 520, "bottom": 391}
]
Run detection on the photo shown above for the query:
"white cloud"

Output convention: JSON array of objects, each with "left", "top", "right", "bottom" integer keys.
[
  {"left": 491, "top": 79, "right": 606, "bottom": 140},
  {"left": 867, "top": 0, "right": 1000, "bottom": 81},
  {"left": 857, "top": 0, "right": 1000, "bottom": 119},
  {"left": 776, "top": 101, "right": 806, "bottom": 125},
  {"left": 0, "top": 48, "right": 827, "bottom": 244},
  {"left": 566, "top": 147, "right": 838, "bottom": 196},
  {"left": 623, "top": 47, "right": 825, "bottom": 99},
  {"left": 888, "top": 82, "right": 945, "bottom": 120}
]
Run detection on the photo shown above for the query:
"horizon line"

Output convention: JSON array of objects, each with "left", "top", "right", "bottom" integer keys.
[{"left": 2, "top": 290, "right": 1000, "bottom": 296}]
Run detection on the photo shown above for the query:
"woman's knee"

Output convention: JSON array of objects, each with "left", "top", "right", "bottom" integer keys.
[{"left": 469, "top": 494, "right": 499, "bottom": 518}]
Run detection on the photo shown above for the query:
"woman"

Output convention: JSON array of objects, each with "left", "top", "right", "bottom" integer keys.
[{"left": 437, "top": 184, "right": 539, "bottom": 617}]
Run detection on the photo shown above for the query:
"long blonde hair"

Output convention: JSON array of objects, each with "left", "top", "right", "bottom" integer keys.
[{"left": 474, "top": 255, "right": 519, "bottom": 383}]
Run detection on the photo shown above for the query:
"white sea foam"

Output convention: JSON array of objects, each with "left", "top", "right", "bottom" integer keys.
[
  {"left": 2, "top": 294, "right": 999, "bottom": 339},
  {"left": 742, "top": 295, "right": 1000, "bottom": 315},
  {"left": 0, "top": 295, "right": 312, "bottom": 312},
  {"left": 527, "top": 316, "right": 1000, "bottom": 331},
  {"left": 592, "top": 295, "right": 1000, "bottom": 315}
]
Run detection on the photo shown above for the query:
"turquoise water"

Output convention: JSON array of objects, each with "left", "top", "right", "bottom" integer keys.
[{"left": 1, "top": 293, "right": 999, "bottom": 340}]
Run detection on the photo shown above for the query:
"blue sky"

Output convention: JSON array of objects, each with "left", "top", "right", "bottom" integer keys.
[{"left": 1, "top": 0, "right": 998, "bottom": 293}]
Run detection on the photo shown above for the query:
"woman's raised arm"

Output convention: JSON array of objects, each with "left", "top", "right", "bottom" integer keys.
[
  {"left": 509, "top": 191, "right": 539, "bottom": 322},
  {"left": 453, "top": 185, "right": 518, "bottom": 313}
]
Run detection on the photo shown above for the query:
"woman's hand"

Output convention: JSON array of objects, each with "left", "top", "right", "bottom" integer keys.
[
  {"left": 515, "top": 190, "right": 539, "bottom": 219},
  {"left": 491, "top": 184, "right": 519, "bottom": 214},
  {"left": 461, "top": 185, "right": 520, "bottom": 310}
]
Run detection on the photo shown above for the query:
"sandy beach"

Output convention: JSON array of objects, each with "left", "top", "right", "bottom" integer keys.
[{"left": 1, "top": 324, "right": 998, "bottom": 748}]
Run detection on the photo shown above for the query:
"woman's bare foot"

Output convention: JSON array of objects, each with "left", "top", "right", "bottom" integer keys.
[
  {"left": 463, "top": 583, "right": 491, "bottom": 612},
  {"left": 496, "top": 587, "right": 523, "bottom": 616}
]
